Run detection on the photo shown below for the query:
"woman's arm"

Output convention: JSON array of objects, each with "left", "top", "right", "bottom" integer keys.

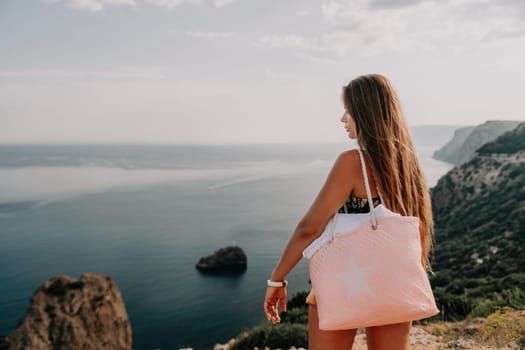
[{"left": 264, "top": 150, "right": 358, "bottom": 322}]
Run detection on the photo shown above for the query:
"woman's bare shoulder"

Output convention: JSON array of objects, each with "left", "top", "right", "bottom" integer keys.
[
  {"left": 336, "top": 149, "right": 361, "bottom": 168},
  {"left": 328, "top": 149, "right": 361, "bottom": 184}
]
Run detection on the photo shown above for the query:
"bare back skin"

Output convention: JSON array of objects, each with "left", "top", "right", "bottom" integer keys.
[{"left": 307, "top": 149, "right": 412, "bottom": 350}]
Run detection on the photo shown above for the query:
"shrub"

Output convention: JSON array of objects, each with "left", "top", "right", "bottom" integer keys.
[
  {"left": 279, "top": 291, "right": 309, "bottom": 324},
  {"left": 478, "top": 307, "right": 525, "bottom": 347},
  {"left": 471, "top": 299, "right": 500, "bottom": 318},
  {"left": 434, "top": 293, "right": 472, "bottom": 321},
  {"left": 421, "top": 322, "right": 458, "bottom": 342},
  {"left": 471, "top": 287, "right": 525, "bottom": 318},
  {"left": 230, "top": 323, "right": 308, "bottom": 350},
  {"left": 280, "top": 307, "right": 308, "bottom": 325},
  {"left": 431, "top": 271, "right": 452, "bottom": 288},
  {"left": 509, "top": 167, "right": 522, "bottom": 179},
  {"left": 286, "top": 291, "right": 309, "bottom": 311}
]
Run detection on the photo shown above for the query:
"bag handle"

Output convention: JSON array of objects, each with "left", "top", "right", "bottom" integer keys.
[
  {"left": 357, "top": 148, "right": 380, "bottom": 230},
  {"left": 328, "top": 148, "right": 382, "bottom": 243}
]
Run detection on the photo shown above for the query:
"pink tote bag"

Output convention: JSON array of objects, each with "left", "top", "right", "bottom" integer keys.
[{"left": 303, "top": 148, "right": 439, "bottom": 330}]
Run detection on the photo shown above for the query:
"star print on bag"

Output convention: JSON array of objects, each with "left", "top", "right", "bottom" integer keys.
[{"left": 337, "top": 256, "right": 374, "bottom": 300}]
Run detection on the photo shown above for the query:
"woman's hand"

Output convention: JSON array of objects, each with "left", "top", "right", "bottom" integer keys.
[{"left": 263, "top": 285, "right": 287, "bottom": 323}]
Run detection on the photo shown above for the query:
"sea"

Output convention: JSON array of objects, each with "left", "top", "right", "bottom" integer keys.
[{"left": 0, "top": 141, "right": 454, "bottom": 350}]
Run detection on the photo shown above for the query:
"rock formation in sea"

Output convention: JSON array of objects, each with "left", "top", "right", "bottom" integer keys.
[
  {"left": 0, "top": 272, "right": 132, "bottom": 350},
  {"left": 196, "top": 246, "right": 247, "bottom": 273},
  {"left": 433, "top": 120, "right": 522, "bottom": 165}
]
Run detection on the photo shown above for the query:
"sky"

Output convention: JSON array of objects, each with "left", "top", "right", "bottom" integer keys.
[{"left": 1, "top": 0, "right": 525, "bottom": 144}]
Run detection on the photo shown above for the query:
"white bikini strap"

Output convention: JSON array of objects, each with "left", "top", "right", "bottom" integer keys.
[{"left": 357, "top": 148, "right": 379, "bottom": 230}]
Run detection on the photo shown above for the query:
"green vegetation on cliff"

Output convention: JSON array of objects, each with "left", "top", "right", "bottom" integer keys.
[
  {"left": 430, "top": 122, "right": 525, "bottom": 320},
  {"left": 478, "top": 123, "right": 525, "bottom": 155}
]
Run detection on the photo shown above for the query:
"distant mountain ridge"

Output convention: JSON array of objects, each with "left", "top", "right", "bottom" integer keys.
[
  {"left": 433, "top": 120, "right": 522, "bottom": 165},
  {"left": 410, "top": 125, "right": 464, "bottom": 149},
  {"left": 430, "top": 122, "right": 525, "bottom": 320}
]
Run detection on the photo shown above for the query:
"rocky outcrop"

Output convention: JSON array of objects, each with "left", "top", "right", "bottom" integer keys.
[
  {"left": 431, "top": 123, "right": 525, "bottom": 222},
  {"left": 433, "top": 120, "right": 522, "bottom": 165},
  {"left": 0, "top": 273, "right": 131, "bottom": 350},
  {"left": 433, "top": 125, "right": 475, "bottom": 163},
  {"left": 431, "top": 148, "right": 525, "bottom": 214},
  {"left": 196, "top": 246, "right": 247, "bottom": 273}
]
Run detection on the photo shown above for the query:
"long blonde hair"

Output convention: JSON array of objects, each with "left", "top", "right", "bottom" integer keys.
[{"left": 342, "top": 74, "right": 435, "bottom": 272}]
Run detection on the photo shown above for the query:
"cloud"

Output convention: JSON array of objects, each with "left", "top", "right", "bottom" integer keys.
[
  {"left": 142, "top": 0, "right": 201, "bottom": 9},
  {"left": 258, "top": 0, "right": 525, "bottom": 63},
  {"left": 264, "top": 69, "right": 311, "bottom": 83},
  {"left": 258, "top": 34, "right": 322, "bottom": 51},
  {"left": 368, "top": 0, "right": 425, "bottom": 10},
  {"left": 0, "top": 66, "right": 167, "bottom": 81},
  {"left": 481, "top": 25, "right": 525, "bottom": 42},
  {"left": 103, "top": 0, "right": 137, "bottom": 5},
  {"left": 45, "top": 0, "right": 238, "bottom": 11},
  {"left": 45, "top": 0, "right": 136, "bottom": 12},
  {"left": 322, "top": 0, "right": 525, "bottom": 44},
  {"left": 143, "top": 0, "right": 236, "bottom": 9},
  {"left": 186, "top": 31, "right": 234, "bottom": 39},
  {"left": 296, "top": 10, "right": 309, "bottom": 17},
  {"left": 212, "top": 0, "right": 237, "bottom": 8},
  {"left": 298, "top": 53, "right": 340, "bottom": 65}
]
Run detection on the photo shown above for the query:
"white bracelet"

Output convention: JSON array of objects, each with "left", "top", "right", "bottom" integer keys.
[{"left": 267, "top": 279, "right": 288, "bottom": 287}]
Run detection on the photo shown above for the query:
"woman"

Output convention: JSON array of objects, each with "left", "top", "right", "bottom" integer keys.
[{"left": 263, "top": 74, "right": 434, "bottom": 349}]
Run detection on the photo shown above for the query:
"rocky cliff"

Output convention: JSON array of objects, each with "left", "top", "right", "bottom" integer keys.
[
  {"left": 430, "top": 122, "right": 525, "bottom": 320},
  {"left": 0, "top": 273, "right": 131, "bottom": 350},
  {"left": 433, "top": 120, "right": 522, "bottom": 165}
]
